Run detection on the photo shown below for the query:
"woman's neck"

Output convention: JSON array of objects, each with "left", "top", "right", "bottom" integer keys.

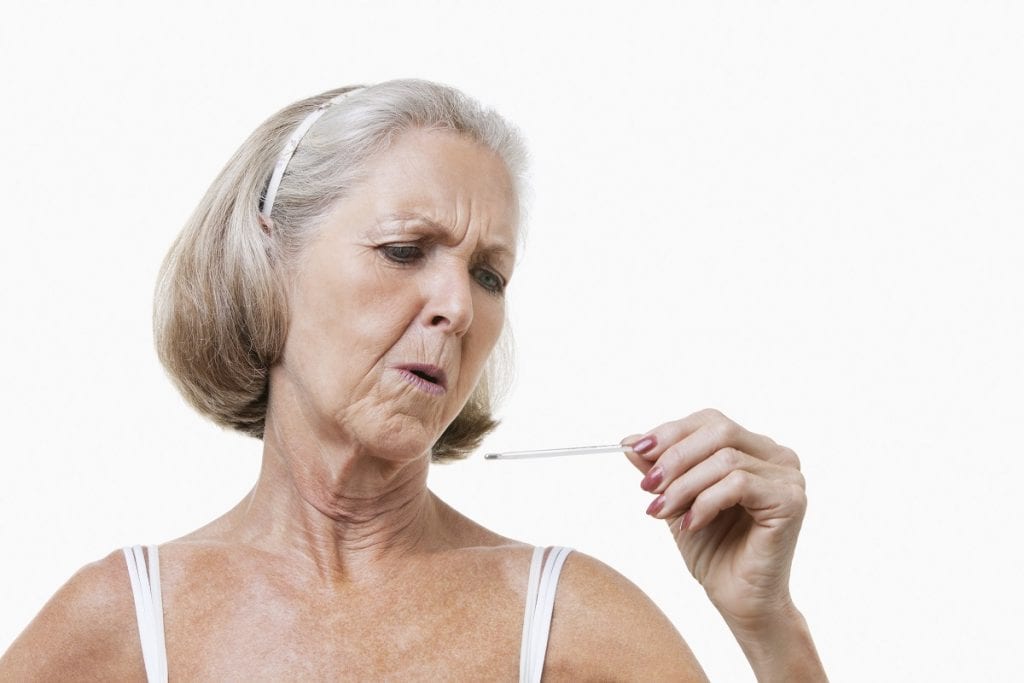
[{"left": 218, "top": 421, "right": 446, "bottom": 586}]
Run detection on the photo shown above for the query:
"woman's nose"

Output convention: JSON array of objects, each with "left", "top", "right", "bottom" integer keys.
[{"left": 421, "top": 266, "right": 474, "bottom": 336}]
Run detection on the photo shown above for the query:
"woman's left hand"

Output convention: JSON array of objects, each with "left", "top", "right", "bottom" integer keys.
[{"left": 621, "top": 408, "right": 808, "bottom": 632}]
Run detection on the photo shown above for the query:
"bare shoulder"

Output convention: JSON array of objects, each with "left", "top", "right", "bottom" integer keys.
[
  {"left": 543, "top": 549, "right": 709, "bottom": 682},
  {"left": 0, "top": 548, "right": 145, "bottom": 681}
]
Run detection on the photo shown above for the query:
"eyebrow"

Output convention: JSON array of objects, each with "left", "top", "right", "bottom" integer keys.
[{"left": 380, "top": 211, "right": 516, "bottom": 259}]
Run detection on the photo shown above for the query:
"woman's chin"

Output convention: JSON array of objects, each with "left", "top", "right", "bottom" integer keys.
[{"left": 358, "top": 421, "right": 440, "bottom": 462}]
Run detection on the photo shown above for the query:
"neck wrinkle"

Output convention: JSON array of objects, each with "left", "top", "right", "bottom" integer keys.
[{"left": 230, "top": 424, "right": 443, "bottom": 586}]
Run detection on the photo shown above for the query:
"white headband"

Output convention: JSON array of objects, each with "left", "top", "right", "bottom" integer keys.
[{"left": 259, "top": 89, "right": 361, "bottom": 217}]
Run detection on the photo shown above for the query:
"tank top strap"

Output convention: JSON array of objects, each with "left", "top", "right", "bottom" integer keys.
[
  {"left": 122, "top": 545, "right": 168, "bottom": 683},
  {"left": 519, "top": 545, "right": 573, "bottom": 683}
]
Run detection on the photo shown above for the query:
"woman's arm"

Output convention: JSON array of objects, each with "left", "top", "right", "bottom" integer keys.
[
  {"left": 545, "top": 550, "right": 710, "bottom": 681},
  {"left": 0, "top": 550, "right": 144, "bottom": 681},
  {"left": 723, "top": 600, "right": 824, "bottom": 681}
]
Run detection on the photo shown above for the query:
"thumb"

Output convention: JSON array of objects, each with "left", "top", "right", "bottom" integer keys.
[{"left": 620, "top": 433, "right": 655, "bottom": 475}]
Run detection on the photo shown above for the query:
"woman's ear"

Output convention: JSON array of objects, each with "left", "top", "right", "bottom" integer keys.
[{"left": 258, "top": 212, "right": 274, "bottom": 236}]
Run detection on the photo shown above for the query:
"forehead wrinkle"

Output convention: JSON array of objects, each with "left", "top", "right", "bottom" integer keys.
[{"left": 381, "top": 209, "right": 516, "bottom": 258}]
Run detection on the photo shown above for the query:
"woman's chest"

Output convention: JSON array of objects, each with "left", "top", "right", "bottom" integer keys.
[{"left": 158, "top": 554, "right": 530, "bottom": 680}]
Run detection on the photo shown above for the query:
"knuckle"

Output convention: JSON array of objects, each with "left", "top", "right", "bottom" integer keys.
[
  {"left": 795, "top": 482, "right": 808, "bottom": 501},
  {"left": 717, "top": 447, "right": 743, "bottom": 470},
  {"left": 725, "top": 468, "right": 751, "bottom": 489},
  {"left": 708, "top": 419, "right": 737, "bottom": 445},
  {"left": 660, "top": 442, "right": 685, "bottom": 469},
  {"left": 789, "top": 483, "right": 808, "bottom": 509},
  {"left": 780, "top": 446, "right": 802, "bottom": 470},
  {"left": 699, "top": 407, "right": 726, "bottom": 422}
]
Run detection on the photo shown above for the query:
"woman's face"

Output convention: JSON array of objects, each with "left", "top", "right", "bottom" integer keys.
[{"left": 270, "top": 128, "right": 518, "bottom": 461}]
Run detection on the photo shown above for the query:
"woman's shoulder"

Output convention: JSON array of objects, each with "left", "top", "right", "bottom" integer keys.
[
  {"left": 440, "top": 534, "right": 708, "bottom": 680},
  {"left": 0, "top": 548, "right": 146, "bottom": 680},
  {"left": 543, "top": 550, "right": 709, "bottom": 682}
]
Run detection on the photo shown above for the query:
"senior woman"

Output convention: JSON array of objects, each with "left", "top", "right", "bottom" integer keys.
[{"left": 1, "top": 79, "right": 825, "bottom": 681}]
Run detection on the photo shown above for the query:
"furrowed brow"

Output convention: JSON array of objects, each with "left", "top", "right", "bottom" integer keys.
[{"left": 383, "top": 211, "right": 515, "bottom": 259}]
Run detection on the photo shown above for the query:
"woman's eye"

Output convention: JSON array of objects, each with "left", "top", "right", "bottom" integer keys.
[
  {"left": 380, "top": 244, "right": 423, "bottom": 263},
  {"left": 474, "top": 267, "right": 506, "bottom": 294}
]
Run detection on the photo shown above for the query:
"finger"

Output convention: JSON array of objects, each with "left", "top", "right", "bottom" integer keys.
[
  {"left": 620, "top": 433, "right": 655, "bottom": 475},
  {"left": 647, "top": 447, "right": 775, "bottom": 520},
  {"left": 640, "top": 424, "right": 726, "bottom": 494},
  {"left": 677, "top": 469, "right": 807, "bottom": 536},
  {"left": 636, "top": 408, "right": 794, "bottom": 474},
  {"left": 640, "top": 421, "right": 779, "bottom": 496},
  {"left": 620, "top": 431, "right": 660, "bottom": 462},
  {"left": 620, "top": 433, "right": 645, "bottom": 447}
]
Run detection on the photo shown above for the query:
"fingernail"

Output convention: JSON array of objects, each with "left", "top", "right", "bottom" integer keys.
[
  {"left": 681, "top": 509, "right": 693, "bottom": 530},
  {"left": 646, "top": 495, "right": 665, "bottom": 516},
  {"left": 640, "top": 465, "right": 663, "bottom": 492},
  {"left": 632, "top": 436, "right": 657, "bottom": 456}
]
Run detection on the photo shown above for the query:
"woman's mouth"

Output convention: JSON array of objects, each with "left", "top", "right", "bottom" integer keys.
[{"left": 394, "top": 364, "right": 448, "bottom": 395}]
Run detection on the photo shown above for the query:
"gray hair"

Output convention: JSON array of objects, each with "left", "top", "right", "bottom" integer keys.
[{"left": 154, "top": 79, "right": 527, "bottom": 462}]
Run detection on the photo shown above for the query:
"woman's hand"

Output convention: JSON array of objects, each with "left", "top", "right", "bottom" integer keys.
[
  {"left": 622, "top": 409, "right": 827, "bottom": 680},
  {"left": 621, "top": 408, "right": 808, "bottom": 632}
]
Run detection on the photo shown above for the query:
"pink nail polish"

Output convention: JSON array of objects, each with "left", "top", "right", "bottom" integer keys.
[
  {"left": 640, "top": 465, "right": 663, "bottom": 492},
  {"left": 632, "top": 436, "right": 657, "bottom": 456},
  {"left": 646, "top": 495, "right": 665, "bottom": 516},
  {"left": 681, "top": 509, "right": 693, "bottom": 530}
]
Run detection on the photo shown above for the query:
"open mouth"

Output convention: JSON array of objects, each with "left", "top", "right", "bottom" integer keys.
[
  {"left": 395, "top": 364, "right": 448, "bottom": 395},
  {"left": 410, "top": 368, "right": 439, "bottom": 383}
]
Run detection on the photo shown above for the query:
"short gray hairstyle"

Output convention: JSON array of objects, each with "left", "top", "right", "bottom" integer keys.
[{"left": 154, "top": 79, "right": 527, "bottom": 462}]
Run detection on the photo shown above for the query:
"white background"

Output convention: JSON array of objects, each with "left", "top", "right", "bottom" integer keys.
[{"left": 2, "top": 2, "right": 1021, "bottom": 680}]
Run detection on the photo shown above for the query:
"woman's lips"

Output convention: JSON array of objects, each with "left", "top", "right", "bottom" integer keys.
[{"left": 394, "top": 364, "right": 448, "bottom": 395}]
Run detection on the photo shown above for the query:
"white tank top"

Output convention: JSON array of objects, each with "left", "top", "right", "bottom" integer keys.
[{"left": 123, "top": 544, "right": 573, "bottom": 682}]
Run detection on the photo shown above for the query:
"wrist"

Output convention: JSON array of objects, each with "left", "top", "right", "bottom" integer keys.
[
  {"left": 721, "top": 601, "right": 827, "bottom": 683},
  {"left": 717, "top": 593, "right": 798, "bottom": 641}
]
